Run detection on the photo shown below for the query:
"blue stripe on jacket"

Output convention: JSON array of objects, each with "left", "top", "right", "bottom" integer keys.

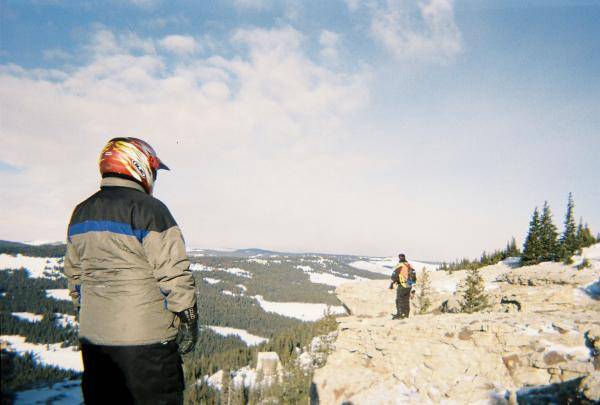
[{"left": 68, "top": 220, "right": 149, "bottom": 242}]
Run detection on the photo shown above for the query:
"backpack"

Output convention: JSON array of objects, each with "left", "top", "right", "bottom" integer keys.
[
  {"left": 407, "top": 265, "right": 417, "bottom": 286},
  {"left": 395, "top": 263, "right": 416, "bottom": 288}
]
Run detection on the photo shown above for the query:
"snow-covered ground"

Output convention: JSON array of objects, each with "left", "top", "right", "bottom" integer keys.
[
  {"left": 46, "top": 289, "right": 71, "bottom": 301},
  {"left": 189, "top": 263, "right": 213, "bottom": 272},
  {"left": 54, "top": 313, "right": 78, "bottom": 329},
  {"left": 14, "top": 380, "right": 82, "bottom": 405},
  {"left": 12, "top": 312, "right": 43, "bottom": 323},
  {"left": 204, "top": 366, "right": 257, "bottom": 390},
  {"left": 205, "top": 325, "right": 268, "bottom": 346},
  {"left": 190, "top": 263, "right": 252, "bottom": 278},
  {"left": 1, "top": 335, "right": 83, "bottom": 372},
  {"left": 253, "top": 295, "right": 346, "bottom": 321},
  {"left": 203, "top": 277, "right": 221, "bottom": 284},
  {"left": 248, "top": 258, "right": 268, "bottom": 264},
  {"left": 222, "top": 267, "right": 252, "bottom": 278},
  {"left": 10, "top": 312, "right": 77, "bottom": 328},
  {"left": 21, "top": 240, "right": 63, "bottom": 246},
  {"left": 349, "top": 257, "right": 440, "bottom": 275},
  {"left": 0, "top": 254, "right": 63, "bottom": 278},
  {"left": 295, "top": 265, "right": 365, "bottom": 287}
]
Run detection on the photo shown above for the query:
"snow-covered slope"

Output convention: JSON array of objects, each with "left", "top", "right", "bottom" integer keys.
[
  {"left": 253, "top": 295, "right": 346, "bottom": 321},
  {"left": 205, "top": 326, "right": 268, "bottom": 346},
  {"left": 12, "top": 312, "right": 43, "bottom": 323},
  {"left": 349, "top": 257, "right": 440, "bottom": 275},
  {"left": 0, "top": 254, "right": 63, "bottom": 278},
  {"left": 295, "top": 264, "right": 366, "bottom": 287},
  {"left": 1, "top": 335, "right": 83, "bottom": 372},
  {"left": 14, "top": 380, "right": 82, "bottom": 405},
  {"left": 46, "top": 289, "right": 71, "bottom": 301}
]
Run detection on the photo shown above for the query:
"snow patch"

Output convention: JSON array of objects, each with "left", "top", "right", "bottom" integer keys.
[
  {"left": 15, "top": 380, "right": 82, "bottom": 404},
  {"left": 1, "top": 335, "right": 83, "bottom": 371},
  {"left": 46, "top": 289, "right": 71, "bottom": 301},
  {"left": 189, "top": 263, "right": 213, "bottom": 272},
  {"left": 203, "top": 277, "right": 221, "bottom": 285},
  {"left": 0, "top": 254, "right": 63, "bottom": 279},
  {"left": 295, "top": 265, "right": 364, "bottom": 287},
  {"left": 538, "top": 339, "right": 592, "bottom": 361},
  {"left": 248, "top": 258, "right": 268, "bottom": 265},
  {"left": 222, "top": 267, "right": 252, "bottom": 278},
  {"left": 349, "top": 258, "right": 440, "bottom": 275},
  {"left": 12, "top": 312, "right": 44, "bottom": 323},
  {"left": 205, "top": 326, "right": 268, "bottom": 346},
  {"left": 253, "top": 295, "right": 346, "bottom": 321},
  {"left": 54, "top": 313, "right": 78, "bottom": 329}
]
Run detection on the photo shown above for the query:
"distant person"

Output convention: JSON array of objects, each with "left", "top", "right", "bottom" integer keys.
[
  {"left": 389, "top": 253, "right": 416, "bottom": 319},
  {"left": 64, "top": 138, "right": 198, "bottom": 405}
]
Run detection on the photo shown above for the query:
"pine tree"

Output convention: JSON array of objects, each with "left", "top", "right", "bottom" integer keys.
[
  {"left": 522, "top": 207, "right": 542, "bottom": 265},
  {"left": 559, "top": 192, "right": 578, "bottom": 261},
  {"left": 221, "top": 370, "right": 231, "bottom": 405},
  {"left": 506, "top": 237, "right": 520, "bottom": 257},
  {"left": 460, "top": 268, "right": 489, "bottom": 313},
  {"left": 576, "top": 219, "right": 585, "bottom": 250},
  {"left": 538, "top": 201, "right": 559, "bottom": 262},
  {"left": 417, "top": 267, "right": 432, "bottom": 314},
  {"left": 582, "top": 223, "right": 596, "bottom": 247}
]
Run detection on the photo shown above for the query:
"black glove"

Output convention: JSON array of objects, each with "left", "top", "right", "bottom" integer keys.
[
  {"left": 176, "top": 304, "right": 198, "bottom": 355},
  {"left": 389, "top": 282, "right": 395, "bottom": 290}
]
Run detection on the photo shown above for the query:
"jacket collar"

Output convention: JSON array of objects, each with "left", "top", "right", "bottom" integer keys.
[{"left": 100, "top": 177, "right": 147, "bottom": 193}]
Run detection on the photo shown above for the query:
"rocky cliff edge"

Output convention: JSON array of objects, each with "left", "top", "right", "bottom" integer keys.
[{"left": 313, "top": 244, "right": 600, "bottom": 404}]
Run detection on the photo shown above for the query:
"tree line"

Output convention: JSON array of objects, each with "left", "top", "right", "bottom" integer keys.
[
  {"left": 183, "top": 314, "right": 337, "bottom": 404},
  {"left": 439, "top": 238, "right": 520, "bottom": 272},
  {"left": 0, "top": 240, "right": 66, "bottom": 258},
  {"left": 522, "top": 193, "right": 597, "bottom": 265},
  {"left": 439, "top": 193, "right": 596, "bottom": 272},
  {"left": 1, "top": 351, "right": 80, "bottom": 398}
]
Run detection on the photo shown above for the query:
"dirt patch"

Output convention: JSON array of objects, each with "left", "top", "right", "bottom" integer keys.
[
  {"left": 543, "top": 351, "right": 566, "bottom": 366},
  {"left": 458, "top": 328, "right": 473, "bottom": 340}
]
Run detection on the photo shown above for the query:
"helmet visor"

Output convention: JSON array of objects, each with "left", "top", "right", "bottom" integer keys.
[{"left": 158, "top": 160, "right": 170, "bottom": 171}]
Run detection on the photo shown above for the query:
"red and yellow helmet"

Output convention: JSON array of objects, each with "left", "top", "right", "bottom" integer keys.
[{"left": 99, "top": 137, "right": 169, "bottom": 195}]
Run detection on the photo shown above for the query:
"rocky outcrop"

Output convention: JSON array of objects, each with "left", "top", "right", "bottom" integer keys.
[{"left": 313, "top": 244, "right": 600, "bottom": 404}]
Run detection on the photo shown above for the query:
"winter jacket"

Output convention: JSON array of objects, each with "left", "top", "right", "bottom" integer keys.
[
  {"left": 64, "top": 177, "right": 196, "bottom": 345},
  {"left": 390, "top": 262, "right": 412, "bottom": 289}
]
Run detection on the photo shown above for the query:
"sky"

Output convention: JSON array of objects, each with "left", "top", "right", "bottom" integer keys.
[{"left": 0, "top": 0, "right": 599, "bottom": 261}]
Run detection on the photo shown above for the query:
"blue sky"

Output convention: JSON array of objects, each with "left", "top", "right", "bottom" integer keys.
[{"left": 1, "top": 0, "right": 599, "bottom": 260}]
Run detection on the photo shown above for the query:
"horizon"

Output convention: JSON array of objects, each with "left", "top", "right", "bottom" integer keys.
[{"left": 1, "top": 0, "right": 599, "bottom": 261}]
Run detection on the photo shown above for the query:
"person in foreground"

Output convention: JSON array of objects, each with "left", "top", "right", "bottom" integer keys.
[
  {"left": 389, "top": 253, "right": 416, "bottom": 320},
  {"left": 64, "top": 137, "right": 198, "bottom": 405}
]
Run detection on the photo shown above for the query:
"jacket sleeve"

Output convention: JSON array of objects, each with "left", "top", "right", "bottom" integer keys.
[
  {"left": 64, "top": 238, "right": 82, "bottom": 309},
  {"left": 142, "top": 205, "right": 196, "bottom": 313}
]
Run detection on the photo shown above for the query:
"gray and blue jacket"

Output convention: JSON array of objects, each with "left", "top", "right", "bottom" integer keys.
[{"left": 64, "top": 177, "right": 196, "bottom": 345}]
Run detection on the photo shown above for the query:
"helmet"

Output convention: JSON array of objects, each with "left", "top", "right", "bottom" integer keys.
[
  {"left": 99, "top": 137, "right": 169, "bottom": 194},
  {"left": 398, "top": 253, "right": 406, "bottom": 262}
]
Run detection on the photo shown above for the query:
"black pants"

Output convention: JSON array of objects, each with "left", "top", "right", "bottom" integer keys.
[
  {"left": 81, "top": 340, "right": 184, "bottom": 405},
  {"left": 395, "top": 287, "right": 412, "bottom": 318}
]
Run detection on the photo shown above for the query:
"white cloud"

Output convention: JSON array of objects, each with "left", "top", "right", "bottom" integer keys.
[
  {"left": 350, "top": 0, "right": 463, "bottom": 63},
  {"left": 232, "top": 0, "right": 269, "bottom": 11},
  {"left": 42, "top": 48, "right": 71, "bottom": 60},
  {"left": 319, "top": 30, "right": 341, "bottom": 64},
  {"left": 0, "top": 26, "right": 373, "bottom": 255},
  {"left": 88, "top": 28, "right": 156, "bottom": 55},
  {"left": 159, "top": 35, "right": 199, "bottom": 55},
  {"left": 345, "top": 0, "right": 361, "bottom": 12}
]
